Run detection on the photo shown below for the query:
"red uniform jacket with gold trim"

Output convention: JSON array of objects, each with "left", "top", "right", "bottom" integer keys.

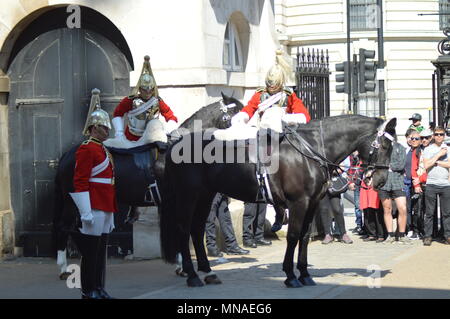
[
  {"left": 113, "top": 96, "right": 178, "bottom": 141},
  {"left": 73, "top": 138, "right": 117, "bottom": 213},
  {"left": 241, "top": 91, "right": 311, "bottom": 123}
]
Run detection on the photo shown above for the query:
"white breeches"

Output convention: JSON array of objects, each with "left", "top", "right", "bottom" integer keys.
[{"left": 79, "top": 210, "right": 115, "bottom": 236}]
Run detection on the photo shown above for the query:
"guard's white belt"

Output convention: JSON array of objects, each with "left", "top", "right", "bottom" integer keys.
[{"left": 89, "top": 178, "right": 113, "bottom": 184}]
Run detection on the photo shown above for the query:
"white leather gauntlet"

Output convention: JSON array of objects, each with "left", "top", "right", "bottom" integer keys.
[
  {"left": 112, "top": 116, "right": 124, "bottom": 137},
  {"left": 282, "top": 113, "right": 307, "bottom": 125},
  {"left": 165, "top": 120, "right": 178, "bottom": 134},
  {"left": 69, "top": 192, "right": 94, "bottom": 224},
  {"left": 231, "top": 112, "right": 250, "bottom": 126}
]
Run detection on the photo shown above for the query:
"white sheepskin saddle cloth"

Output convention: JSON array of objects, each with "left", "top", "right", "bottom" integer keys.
[
  {"left": 104, "top": 119, "right": 167, "bottom": 149},
  {"left": 213, "top": 107, "right": 284, "bottom": 141}
]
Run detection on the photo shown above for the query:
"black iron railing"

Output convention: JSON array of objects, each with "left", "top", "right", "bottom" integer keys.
[{"left": 295, "top": 47, "right": 331, "bottom": 120}]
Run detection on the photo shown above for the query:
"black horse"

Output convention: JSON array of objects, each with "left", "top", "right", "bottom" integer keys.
[
  {"left": 159, "top": 115, "right": 397, "bottom": 287},
  {"left": 52, "top": 93, "right": 243, "bottom": 273}
]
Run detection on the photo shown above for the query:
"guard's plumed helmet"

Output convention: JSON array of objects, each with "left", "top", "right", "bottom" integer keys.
[
  {"left": 265, "top": 49, "right": 293, "bottom": 93},
  {"left": 131, "top": 55, "right": 158, "bottom": 97},
  {"left": 83, "top": 88, "right": 111, "bottom": 136}
]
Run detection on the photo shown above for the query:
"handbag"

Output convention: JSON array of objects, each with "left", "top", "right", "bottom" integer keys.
[{"left": 328, "top": 175, "right": 349, "bottom": 196}]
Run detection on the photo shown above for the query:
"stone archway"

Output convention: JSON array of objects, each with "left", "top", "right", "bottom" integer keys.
[{"left": 5, "top": 6, "right": 133, "bottom": 256}]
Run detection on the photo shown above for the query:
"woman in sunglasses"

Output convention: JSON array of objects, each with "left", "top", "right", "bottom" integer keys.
[
  {"left": 422, "top": 127, "right": 450, "bottom": 246},
  {"left": 406, "top": 130, "right": 424, "bottom": 239}
]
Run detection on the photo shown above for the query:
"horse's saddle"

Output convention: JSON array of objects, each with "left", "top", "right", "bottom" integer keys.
[
  {"left": 107, "top": 141, "right": 166, "bottom": 170},
  {"left": 107, "top": 142, "right": 164, "bottom": 205}
]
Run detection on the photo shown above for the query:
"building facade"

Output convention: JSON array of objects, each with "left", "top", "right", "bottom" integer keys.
[{"left": 275, "top": 0, "right": 443, "bottom": 135}]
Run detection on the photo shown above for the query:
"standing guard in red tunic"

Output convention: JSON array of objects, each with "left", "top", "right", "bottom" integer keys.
[
  {"left": 70, "top": 88, "right": 117, "bottom": 299},
  {"left": 111, "top": 55, "right": 178, "bottom": 146}
]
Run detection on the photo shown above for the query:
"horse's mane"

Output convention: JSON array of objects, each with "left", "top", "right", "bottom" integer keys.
[
  {"left": 297, "top": 114, "right": 384, "bottom": 132},
  {"left": 181, "top": 96, "right": 243, "bottom": 127},
  {"left": 181, "top": 101, "right": 221, "bottom": 126}
]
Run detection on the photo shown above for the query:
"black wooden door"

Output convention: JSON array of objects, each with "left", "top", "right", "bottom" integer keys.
[{"left": 8, "top": 28, "right": 131, "bottom": 256}]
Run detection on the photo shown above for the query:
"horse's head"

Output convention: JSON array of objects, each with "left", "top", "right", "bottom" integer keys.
[
  {"left": 358, "top": 118, "right": 397, "bottom": 190},
  {"left": 216, "top": 92, "right": 243, "bottom": 129}
]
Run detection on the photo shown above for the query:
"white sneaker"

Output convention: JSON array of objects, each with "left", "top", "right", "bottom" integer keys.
[
  {"left": 407, "top": 231, "right": 413, "bottom": 238},
  {"left": 383, "top": 235, "right": 396, "bottom": 244}
]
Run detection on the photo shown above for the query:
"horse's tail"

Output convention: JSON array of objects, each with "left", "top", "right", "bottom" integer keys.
[
  {"left": 159, "top": 151, "right": 179, "bottom": 264},
  {"left": 51, "top": 170, "right": 68, "bottom": 257}
]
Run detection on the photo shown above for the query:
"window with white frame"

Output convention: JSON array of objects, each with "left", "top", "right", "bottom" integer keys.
[
  {"left": 349, "top": 0, "right": 378, "bottom": 31},
  {"left": 440, "top": 0, "right": 450, "bottom": 30},
  {"left": 223, "top": 22, "right": 243, "bottom": 72}
]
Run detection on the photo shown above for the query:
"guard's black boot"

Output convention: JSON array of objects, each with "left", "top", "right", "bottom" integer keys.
[
  {"left": 96, "top": 234, "right": 115, "bottom": 299},
  {"left": 73, "top": 232, "right": 102, "bottom": 299}
]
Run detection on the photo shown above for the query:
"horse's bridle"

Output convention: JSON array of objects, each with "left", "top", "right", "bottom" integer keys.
[
  {"left": 219, "top": 100, "right": 238, "bottom": 122},
  {"left": 360, "top": 129, "right": 395, "bottom": 174},
  {"left": 284, "top": 122, "right": 395, "bottom": 183}
]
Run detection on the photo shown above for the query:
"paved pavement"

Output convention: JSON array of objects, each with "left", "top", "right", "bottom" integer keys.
[{"left": 0, "top": 211, "right": 449, "bottom": 299}]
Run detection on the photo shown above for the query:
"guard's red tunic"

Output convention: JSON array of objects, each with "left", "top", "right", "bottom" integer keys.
[
  {"left": 241, "top": 91, "right": 311, "bottom": 123},
  {"left": 73, "top": 138, "right": 117, "bottom": 213},
  {"left": 113, "top": 96, "right": 178, "bottom": 141}
]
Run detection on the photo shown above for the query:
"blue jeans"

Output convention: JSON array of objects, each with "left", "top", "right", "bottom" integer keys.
[{"left": 354, "top": 187, "right": 362, "bottom": 228}]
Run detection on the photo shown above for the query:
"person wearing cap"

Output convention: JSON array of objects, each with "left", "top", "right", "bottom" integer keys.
[
  {"left": 420, "top": 128, "right": 433, "bottom": 148},
  {"left": 231, "top": 50, "right": 311, "bottom": 130},
  {"left": 70, "top": 89, "right": 117, "bottom": 299},
  {"left": 112, "top": 55, "right": 178, "bottom": 143},
  {"left": 408, "top": 113, "right": 424, "bottom": 133},
  {"left": 410, "top": 128, "right": 433, "bottom": 239}
]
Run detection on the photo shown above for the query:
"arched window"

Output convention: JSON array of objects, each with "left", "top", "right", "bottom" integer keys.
[{"left": 223, "top": 22, "right": 243, "bottom": 72}]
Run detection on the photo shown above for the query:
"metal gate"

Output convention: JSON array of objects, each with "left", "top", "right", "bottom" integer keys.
[
  {"left": 8, "top": 28, "right": 131, "bottom": 257},
  {"left": 295, "top": 48, "right": 331, "bottom": 120}
]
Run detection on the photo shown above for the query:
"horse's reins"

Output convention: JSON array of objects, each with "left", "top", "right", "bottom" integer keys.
[
  {"left": 284, "top": 124, "right": 341, "bottom": 172},
  {"left": 284, "top": 123, "right": 394, "bottom": 183}
]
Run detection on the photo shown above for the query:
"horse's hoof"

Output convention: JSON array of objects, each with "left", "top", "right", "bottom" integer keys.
[
  {"left": 299, "top": 276, "right": 317, "bottom": 286},
  {"left": 187, "top": 277, "right": 204, "bottom": 287},
  {"left": 124, "top": 217, "right": 138, "bottom": 225},
  {"left": 204, "top": 274, "right": 222, "bottom": 285},
  {"left": 271, "top": 222, "right": 282, "bottom": 233},
  {"left": 284, "top": 278, "right": 303, "bottom": 288},
  {"left": 175, "top": 267, "right": 188, "bottom": 277},
  {"left": 59, "top": 272, "right": 71, "bottom": 280}
]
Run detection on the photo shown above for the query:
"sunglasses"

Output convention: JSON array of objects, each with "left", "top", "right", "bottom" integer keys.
[
  {"left": 410, "top": 137, "right": 420, "bottom": 141},
  {"left": 434, "top": 133, "right": 445, "bottom": 137},
  {"left": 420, "top": 136, "right": 432, "bottom": 140}
]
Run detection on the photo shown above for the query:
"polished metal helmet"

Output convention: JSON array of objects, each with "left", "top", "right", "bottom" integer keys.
[
  {"left": 139, "top": 73, "right": 156, "bottom": 91},
  {"left": 265, "top": 50, "right": 292, "bottom": 94},
  {"left": 83, "top": 88, "right": 111, "bottom": 136},
  {"left": 131, "top": 55, "right": 159, "bottom": 97}
]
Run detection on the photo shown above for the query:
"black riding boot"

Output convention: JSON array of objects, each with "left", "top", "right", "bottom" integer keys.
[
  {"left": 96, "top": 234, "right": 114, "bottom": 299},
  {"left": 73, "top": 233, "right": 102, "bottom": 299}
]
